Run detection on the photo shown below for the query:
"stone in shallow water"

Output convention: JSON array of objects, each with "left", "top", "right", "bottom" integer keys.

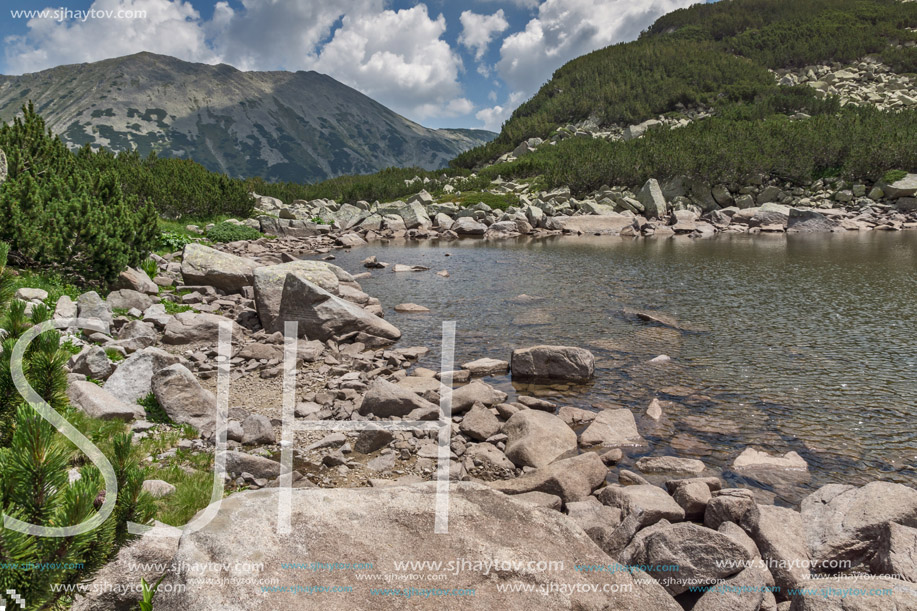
[{"left": 461, "top": 357, "right": 510, "bottom": 376}]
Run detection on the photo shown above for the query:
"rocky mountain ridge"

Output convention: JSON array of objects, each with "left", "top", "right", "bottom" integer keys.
[{"left": 0, "top": 52, "right": 495, "bottom": 183}]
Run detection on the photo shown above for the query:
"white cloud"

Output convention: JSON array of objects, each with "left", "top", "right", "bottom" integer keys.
[
  {"left": 458, "top": 9, "right": 509, "bottom": 61},
  {"left": 475, "top": 91, "right": 524, "bottom": 131},
  {"left": 4, "top": 0, "right": 217, "bottom": 74},
  {"left": 477, "top": 0, "right": 541, "bottom": 9},
  {"left": 495, "top": 0, "right": 695, "bottom": 107},
  {"left": 311, "top": 5, "right": 466, "bottom": 121},
  {"left": 3, "top": 0, "right": 472, "bottom": 122}
]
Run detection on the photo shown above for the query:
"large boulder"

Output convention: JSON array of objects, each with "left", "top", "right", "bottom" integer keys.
[
  {"left": 748, "top": 504, "right": 810, "bottom": 593},
  {"left": 70, "top": 345, "right": 114, "bottom": 380},
  {"left": 107, "top": 289, "right": 154, "bottom": 312},
  {"left": 71, "top": 525, "right": 180, "bottom": 611},
  {"left": 77, "top": 291, "right": 113, "bottom": 333},
  {"left": 67, "top": 381, "right": 143, "bottom": 421},
  {"left": 544, "top": 215, "right": 633, "bottom": 234},
  {"left": 376, "top": 200, "right": 432, "bottom": 230},
  {"left": 103, "top": 348, "right": 182, "bottom": 404},
  {"left": 155, "top": 482, "right": 680, "bottom": 611},
  {"left": 252, "top": 260, "right": 342, "bottom": 333},
  {"left": 223, "top": 451, "right": 282, "bottom": 479},
  {"left": 869, "top": 522, "right": 917, "bottom": 583},
  {"left": 597, "top": 485, "right": 685, "bottom": 527},
  {"left": 787, "top": 575, "right": 917, "bottom": 610},
  {"left": 452, "top": 217, "right": 488, "bottom": 235},
  {"left": 358, "top": 378, "right": 438, "bottom": 418},
  {"left": 579, "top": 408, "right": 646, "bottom": 448},
  {"left": 180, "top": 243, "right": 257, "bottom": 293},
  {"left": 619, "top": 521, "right": 751, "bottom": 596},
  {"left": 163, "top": 311, "right": 239, "bottom": 344},
  {"left": 510, "top": 345, "right": 595, "bottom": 382},
  {"left": 459, "top": 402, "right": 502, "bottom": 441},
  {"left": 801, "top": 481, "right": 917, "bottom": 568},
  {"left": 113, "top": 266, "right": 160, "bottom": 295},
  {"left": 882, "top": 172, "right": 917, "bottom": 199},
  {"left": 151, "top": 364, "right": 216, "bottom": 435},
  {"left": 276, "top": 272, "right": 400, "bottom": 345},
  {"left": 503, "top": 410, "right": 577, "bottom": 468},
  {"left": 451, "top": 380, "right": 507, "bottom": 413},
  {"left": 787, "top": 209, "right": 840, "bottom": 233},
  {"left": 490, "top": 452, "right": 607, "bottom": 503},
  {"left": 638, "top": 178, "right": 668, "bottom": 219}
]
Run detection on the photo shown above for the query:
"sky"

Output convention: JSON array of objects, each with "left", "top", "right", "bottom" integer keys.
[{"left": 1, "top": 0, "right": 699, "bottom": 130}]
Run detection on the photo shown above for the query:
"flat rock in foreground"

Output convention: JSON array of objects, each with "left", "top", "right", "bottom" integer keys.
[{"left": 155, "top": 482, "right": 680, "bottom": 611}]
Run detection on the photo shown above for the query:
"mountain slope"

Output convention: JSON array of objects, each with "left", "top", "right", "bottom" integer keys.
[
  {"left": 0, "top": 52, "right": 495, "bottom": 183},
  {"left": 453, "top": 0, "right": 917, "bottom": 169}
]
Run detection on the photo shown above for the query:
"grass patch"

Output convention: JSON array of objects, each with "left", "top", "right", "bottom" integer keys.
[
  {"left": 105, "top": 348, "right": 125, "bottom": 362},
  {"left": 442, "top": 191, "right": 520, "bottom": 211},
  {"left": 8, "top": 268, "right": 81, "bottom": 305},
  {"left": 162, "top": 300, "right": 193, "bottom": 315},
  {"left": 138, "top": 392, "right": 172, "bottom": 424},
  {"left": 883, "top": 169, "right": 909, "bottom": 184}
]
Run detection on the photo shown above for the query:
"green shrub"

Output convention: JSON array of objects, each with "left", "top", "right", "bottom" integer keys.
[
  {"left": 0, "top": 242, "right": 156, "bottom": 607},
  {"left": 0, "top": 104, "right": 158, "bottom": 284},
  {"left": 205, "top": 222, "right": 262, "bottom": 243},
  {"left": 158, "top": 231, "right": 194, "bottom": 252}
]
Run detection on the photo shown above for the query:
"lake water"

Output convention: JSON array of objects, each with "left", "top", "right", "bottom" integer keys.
[{"left": 314, "top": 232, "right": 917, "bottom": 504}]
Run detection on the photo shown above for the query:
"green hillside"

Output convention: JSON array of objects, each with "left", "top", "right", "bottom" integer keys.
[{"left": 450, "top": 0, "right": 917, "bottom": 189}]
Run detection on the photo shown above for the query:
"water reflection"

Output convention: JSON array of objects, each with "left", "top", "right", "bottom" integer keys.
[{"left": 316, "top": 231, "right": 917, "bottom": 502}]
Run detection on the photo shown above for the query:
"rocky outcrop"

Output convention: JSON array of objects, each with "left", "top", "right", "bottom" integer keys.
[
  {"left": 155, "top": 482, "right": 680, "bottom": 611},
  {"left": 151, "top": 364, "right": 217, "bottom": 435},
  {"left": 252, "top": 260, "right": 342, "bottom": 333},
  {"left": 180, "top": 243, "right": 257, "bottom": 293},
  {"left": 67, "top": 381, "right": 143, "bottom": 421},
  {"left": 276, "top": 272, "right": 401, "bottom": 345}
]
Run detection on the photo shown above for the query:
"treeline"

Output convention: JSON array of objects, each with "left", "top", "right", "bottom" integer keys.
[
  {"left": 453, "top": 0, "right": 917, "bottom": 169},
  {"left": 0, "top": 103, "right": 254, "bottom": 283},
  {"left": 648, "top": 0, "right": 917, "bottom": 71},
  {"left": 478, "top": 105, "right": 917, "bottom": 196}
]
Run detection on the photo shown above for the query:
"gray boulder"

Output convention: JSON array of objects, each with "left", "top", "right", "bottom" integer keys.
[
  {"left": 787, "top": 575, "right": 917, "bottom": 610},
  {"left": 452, "top": 217, "right": 488, "bottom": 235},
  {"left": 691, "top": 566, "right": 768, "bottom": 611},
  {"left": 103, "top": 348, "right": 181, "bottom": 404},
  {"left": 451, "top": 380, "right": 507, "bottom": 413},
  {"left": 749, "top": 504, "right": 810, "bottom": 593},
  {"left": 276, "top": 272, "right": 401, "bottom": 346},
  {"left": 597, "top": 484, "right": 685, "bottom": 527},
  {"left": 77, "top": 291, "right": 113, "bottom": 333},
  {"left": 580, "top": 408, "right": 646, "bottom": 448},
  {"left": 510, "top": 345, "right": 595, "bottom": 382},
  {"left": 180, "top": 243, "right": 257, "bottom": 293},
  {"left": 638, "top": 178, "right": 668, "bottom": 219},
  {"left": 620, "top": 521, "right": 751, "bottom": 595},
  {"left": 155, "top": 482, "right": 680, "bottom": 611},
  {"left": 223, "top": 450, "right": 282, "bottom": 479},
  {"left": 70, "top": 345, "right": 114, "bottom": 380},
  {"left": 241, "top": 414, "right": 275, "bottom": 445},
  {"left": 114, "top": 266, "right": 160, "bottom": 295},
  {"left": 163, "top": 311, "right": 239, "bottom": 344},
  {"left": 71, "top": 525, "right": 180, "bottom": 611},
  {"left": 459, "top": 402, "right": 502, "bottom": 441},
  {"left": 882, "top": 172, "right": 917, "bottom": 198},
  {"left": 869, "top": 522, "right": 917, "bottom": 583},
  {"left": 503, "top": 409, "right": 577, "bottom": 468},
  {"left": 801, "top": 481, "right": 917, "bottom": 568},
  {"left": 107, "top": 289, "right": 153, "bottom": 312},
  {"left": 358, "top": 378, "right": 437, "bottom": 418},
  {"left": 489, "top": 452, "right": 608, "bottom": 503},
  {"left": 67, "top": 381, "right": 143, "bottom": 421},
  {"left": 787, "top": 209, "right": 840, "bottom": 233},
  {"left": 151, "top": 364, "right": 216, "bottom": 435},
  {"left": 252, "top": 260, "right": 342, "bottom": 333}
]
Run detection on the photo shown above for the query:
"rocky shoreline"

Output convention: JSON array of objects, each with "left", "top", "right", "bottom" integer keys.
[
  {"left": 29, "top": 228, "right": 917, "bottom": 610},
  {"left": 237, "top": 171, "right": 917, "bottom": 251}
]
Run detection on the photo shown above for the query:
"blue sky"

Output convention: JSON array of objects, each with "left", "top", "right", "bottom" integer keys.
[{"left": 1, "top": 0, "right": 698, "bottom": 130}]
